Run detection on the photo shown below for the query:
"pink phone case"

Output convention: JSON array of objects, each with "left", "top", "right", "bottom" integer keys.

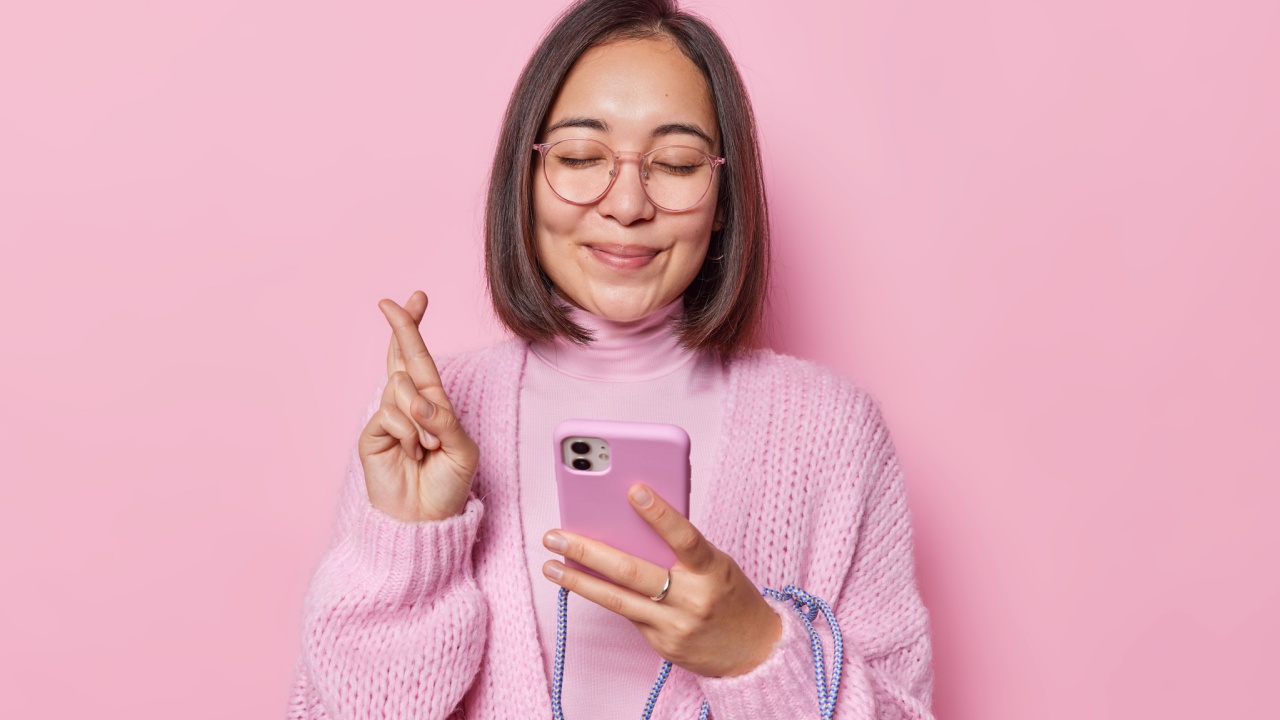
[{"left": 553, "top": 419, "right": 691, "bottom": 578}]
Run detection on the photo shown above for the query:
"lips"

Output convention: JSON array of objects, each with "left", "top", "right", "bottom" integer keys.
[{"left": 585, "top": 244, "right": 661, "bottom": 270}]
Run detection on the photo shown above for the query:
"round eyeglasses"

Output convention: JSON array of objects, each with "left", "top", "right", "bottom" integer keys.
[{"left": 532, "top": 138, "right": 726, "bottom": 212}]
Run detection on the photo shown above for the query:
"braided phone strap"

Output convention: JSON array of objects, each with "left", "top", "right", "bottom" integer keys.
[{"left": 550, "top": 585, "right": 844, "bottom": 720}]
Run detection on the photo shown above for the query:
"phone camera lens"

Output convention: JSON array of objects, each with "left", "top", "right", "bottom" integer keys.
[
  {"left": 570, "top": 441, "right": 591, "bottom": 455},
  {"left": 572, "top": 458, "right": 592, "bottom": 471}
]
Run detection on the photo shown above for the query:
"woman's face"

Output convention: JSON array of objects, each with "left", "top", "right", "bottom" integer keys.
[{"left": 533, "top": 36, "right": 721, "bottom": 322}]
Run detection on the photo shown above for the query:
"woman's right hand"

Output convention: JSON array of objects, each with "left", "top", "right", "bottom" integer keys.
[{"left": 358, "top": 291, "right": 480, "bottom": 522}]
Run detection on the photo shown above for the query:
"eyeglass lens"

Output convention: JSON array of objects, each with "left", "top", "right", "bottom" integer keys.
[{"left": 542, "top": 139, "right": 715, "bottom": 211}]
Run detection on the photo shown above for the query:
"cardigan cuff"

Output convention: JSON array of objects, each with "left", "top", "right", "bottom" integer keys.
[
  {"left": 339, "top": 495, "right": 485, "bottom": 605},
  {"left": 693, "top": 594, "right": 823, "bottom": 718}
]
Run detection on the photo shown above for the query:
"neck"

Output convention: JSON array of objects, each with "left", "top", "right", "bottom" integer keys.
[{"left": 529, "top": 298, "right": 693, "bottom": 381}]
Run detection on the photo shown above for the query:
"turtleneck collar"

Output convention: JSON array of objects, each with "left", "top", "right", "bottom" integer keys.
[{"left": 529, "top": 297, "right": 694, "bottom": 382}]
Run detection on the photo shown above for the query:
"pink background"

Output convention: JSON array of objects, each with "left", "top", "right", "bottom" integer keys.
[{"left": 2, "top": 0, "right": 1277, "bottom": 717}]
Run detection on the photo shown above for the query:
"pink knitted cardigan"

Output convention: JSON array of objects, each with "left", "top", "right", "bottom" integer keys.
[{"left": 289, "top": 339, "right": 934, "bottom": 719}]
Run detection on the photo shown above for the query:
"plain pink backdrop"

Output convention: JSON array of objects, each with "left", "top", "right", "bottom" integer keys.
[{"left": 2, "top": 1, "right": 1277, "bottom": 717}]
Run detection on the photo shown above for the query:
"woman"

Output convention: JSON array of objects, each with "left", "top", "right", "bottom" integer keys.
[{"left": 289, "top": 1, "right": 933, "bottom": 718}]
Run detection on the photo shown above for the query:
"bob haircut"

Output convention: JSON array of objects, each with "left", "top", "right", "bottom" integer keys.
[{"left": 485, "top": 0, "right": 770, "bottom": 354}]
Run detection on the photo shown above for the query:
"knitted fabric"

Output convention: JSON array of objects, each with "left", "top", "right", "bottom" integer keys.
[{"left": 290, "top": 339, "right": 934, "bottom": 719}]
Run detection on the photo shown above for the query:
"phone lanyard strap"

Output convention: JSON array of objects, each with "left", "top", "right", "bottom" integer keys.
[
  {"left": 761, "top": 585, "right": 845, "bottom": 719},
  {"left": 550, "top": 584, "right": 844, "bottom": 720}
]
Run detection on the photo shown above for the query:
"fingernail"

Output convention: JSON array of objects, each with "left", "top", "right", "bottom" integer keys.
[
  {"left": 416, "top": 399, "right": 436, "bottom": 420},
  {"left": 631, "top": 485, "right": 653, "bottom": 508},
  {"left": 543, "top": 561, "right": 564, "bottom": 581},
  {"left": 415, "top": 446, "right": 424, "bottom": 461},
  {"left": 543, "top": 532, "right": 567, "bottom": 553}
]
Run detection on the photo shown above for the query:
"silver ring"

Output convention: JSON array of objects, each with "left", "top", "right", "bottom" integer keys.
[{"left": 650, "top": 569, "right": 671, "bottom": 602}]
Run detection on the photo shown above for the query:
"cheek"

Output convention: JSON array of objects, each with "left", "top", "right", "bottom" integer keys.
[
  {"left": 677, "top": 231, "right": 712, "bottom": 272},
  {"left": 663, "top": 220, "right": 715, "bottom": 289},
  {"left": 532, "top": 184, "right": 584, "bottom": 274},
  {"left": 533, "top": 174, "right": 589, "bottom": 231},
  {"left": 533, "top": 181, "right": 562, "bottom": 238},
  {"left": 532, "top": 179, "right": 558, "bottom": 235},
  {"left": 676, "top": 199, "right": 719, "bottom": 255}
]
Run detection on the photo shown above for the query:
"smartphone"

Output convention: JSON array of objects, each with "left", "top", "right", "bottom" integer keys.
[{"left": 553, "top": 419, "right": 691, "bottom": 578}]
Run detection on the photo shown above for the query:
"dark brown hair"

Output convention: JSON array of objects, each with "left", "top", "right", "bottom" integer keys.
[{"left": 484, "top": 0, "right": 770, "bottom": 354}]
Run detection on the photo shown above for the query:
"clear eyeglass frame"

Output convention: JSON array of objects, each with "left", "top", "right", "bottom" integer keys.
[{"left": 531, "top": 137, "right": 727, "bottom": 212}]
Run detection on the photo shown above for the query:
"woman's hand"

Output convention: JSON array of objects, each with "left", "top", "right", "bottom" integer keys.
[
  {"left": 540, "top": 484, "right": 782, "bottom": 678},
  {"left": 358, "top": 291, "right": 479, "bottom": 522}
]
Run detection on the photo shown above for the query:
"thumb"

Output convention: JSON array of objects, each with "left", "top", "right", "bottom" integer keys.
[{"left": 412, "top": 394, "right": 478, "bottom": 467}]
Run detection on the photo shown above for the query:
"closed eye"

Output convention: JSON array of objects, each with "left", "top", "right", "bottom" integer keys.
[
  {"left": 557, "top": 156, "right": 607, "bottom": 169},
  {"left": 652, "top": 162, "right": 701, "bottom": 175}
]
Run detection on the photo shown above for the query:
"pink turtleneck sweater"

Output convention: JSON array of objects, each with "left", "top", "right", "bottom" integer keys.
[{"left": 518, "top": 299, "right": 728, "bottom": 718}]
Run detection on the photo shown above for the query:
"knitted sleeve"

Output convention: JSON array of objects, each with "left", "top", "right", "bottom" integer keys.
[
  {"left": 696, "top": 386, "right": 934, "bottom": 719},
  {"left": 287, "top": 380, "right": 488, "bottom": 719}
]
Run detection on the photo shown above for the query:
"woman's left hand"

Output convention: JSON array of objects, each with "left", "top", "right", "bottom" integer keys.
[{"left": 542, "top": 483, "right": 782, "bottom": 678}]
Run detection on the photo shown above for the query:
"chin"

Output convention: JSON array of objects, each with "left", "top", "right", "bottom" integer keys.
[
  {"left": 589, "top": 304, "right": 653, "bottom": 323},
  {"left": 582, "top": 293, "right": 667, "bottom": 323}
]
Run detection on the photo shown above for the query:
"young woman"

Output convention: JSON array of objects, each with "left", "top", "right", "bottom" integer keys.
[{"left": 289, "top": 1, "right": 934, "bottom": 718}]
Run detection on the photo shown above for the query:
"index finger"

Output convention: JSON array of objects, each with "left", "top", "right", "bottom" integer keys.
[
  {"left": 378, "top": 292, "right": 443, "bottom": 392},
  {"left": 385, "top": 291, "right": 427, "bottom": 378},
  {"left": 627, "top": 484, "right": 717, "bottom": 573}
]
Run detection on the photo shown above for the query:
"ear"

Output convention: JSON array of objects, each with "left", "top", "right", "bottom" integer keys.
[{"left": 712, "top": 203, "right": 725, "bottom": 232}]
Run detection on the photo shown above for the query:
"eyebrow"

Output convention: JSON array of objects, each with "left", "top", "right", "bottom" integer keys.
[
  {"left": 543, "top": 116, "right": 716, "bottom": 147},
  {"left": 652, "top": 123, "right": 715, "bottom": 147},
  {"left": 544, "top": 116, "right": 608, "bottom": 134}
]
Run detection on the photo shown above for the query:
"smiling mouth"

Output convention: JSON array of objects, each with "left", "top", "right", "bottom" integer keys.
[{"left": 585, "top": 244, "right": 662, "bottom": 270}]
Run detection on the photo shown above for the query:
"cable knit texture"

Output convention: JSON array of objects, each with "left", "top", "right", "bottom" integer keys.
[{"left": 290, "top": 339, "right": 934, "bottom": 719}]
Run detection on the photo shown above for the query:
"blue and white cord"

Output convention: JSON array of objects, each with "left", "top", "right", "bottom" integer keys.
[
  {"left": 762, "top": 585, "right": 844, "bottom": 719},
  {"left": 550, "top": 584, "right": 843, "bottom": 720}
]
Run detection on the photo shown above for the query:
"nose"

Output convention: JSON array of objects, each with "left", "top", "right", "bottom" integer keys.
[{"left": 595, "top": 153, "right": 656, "bottom": 225}]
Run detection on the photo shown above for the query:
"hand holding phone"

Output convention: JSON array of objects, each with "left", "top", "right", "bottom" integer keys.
[
  {"left": 545, "top": 419, "right": 783, "bottom": 678},
  {"left": 553, "top": 419, "right": 691, "bottom": 576}
]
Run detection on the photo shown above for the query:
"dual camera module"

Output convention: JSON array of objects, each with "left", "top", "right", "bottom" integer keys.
[{"left": 562, "top": 437, "right": 611, "bottom": 473}]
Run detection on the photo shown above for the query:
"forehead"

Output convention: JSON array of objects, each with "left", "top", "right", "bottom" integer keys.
[{"left": 545, "top": 37, "right": 718, "bottom": 143}]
